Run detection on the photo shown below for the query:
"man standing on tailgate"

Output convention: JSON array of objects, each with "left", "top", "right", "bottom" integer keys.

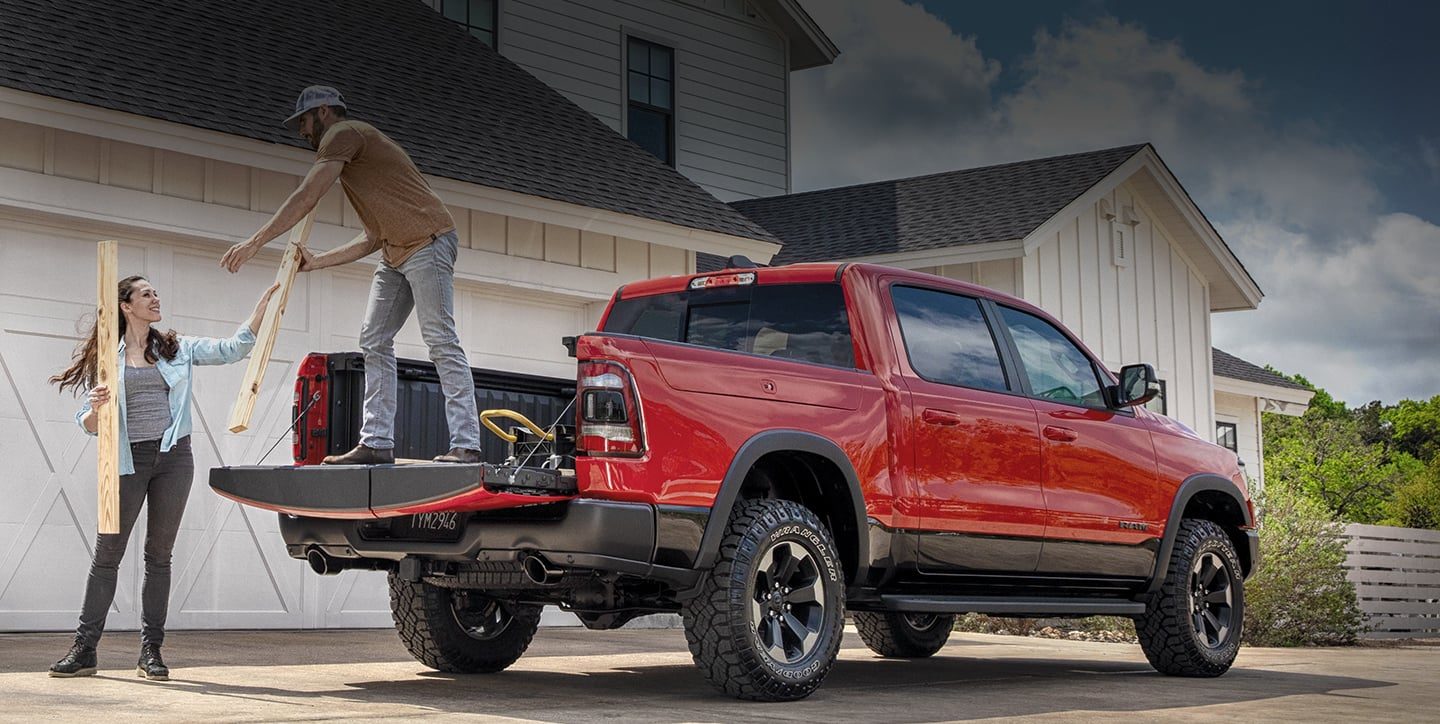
[{"left": 221, "top": 85, "right": 482, "bottom": 464}]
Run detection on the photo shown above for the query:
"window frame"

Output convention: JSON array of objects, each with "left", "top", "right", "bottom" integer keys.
[
  {"left": 1216, "top": 420, "right": 1239, "bottom": 453},
  {"left": 888, "top": 283, "right": 1015, "bottom": 395},
  {"left": 989, "top": 301, "right": 1132, "bottom": 415},
  {"left": 427, "top": 0, "right": 499, "bottom": 48},
  {"left": 624, "top": 34, "right": 677, "bottom": 167}
]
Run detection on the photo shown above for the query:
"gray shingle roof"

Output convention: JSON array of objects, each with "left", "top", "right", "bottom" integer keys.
[
  {"left": 0, "top": 0, "right": 775, "bottom": 244},
  {"left": 1213, "top": 348, "right": 1312, "bottom": 391},
  {"left": 730, "top": 145, "right": 1146, "bottom": 264}
]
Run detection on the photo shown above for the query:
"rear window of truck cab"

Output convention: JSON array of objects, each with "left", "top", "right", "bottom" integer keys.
[{"left": 602, "top": 282, "right": 855, "bottom": 368}]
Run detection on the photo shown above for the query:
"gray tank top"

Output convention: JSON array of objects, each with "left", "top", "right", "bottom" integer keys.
[{"left": 124, "top": 365, "right": 172, "bottom": 442}]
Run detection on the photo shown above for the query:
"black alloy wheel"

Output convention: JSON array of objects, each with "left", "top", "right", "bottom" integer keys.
[
  {"left": 451, "top": 592, "right": 514, "bottom": 641},
  {"left": 749, "top": 537, "right": 829, "bottom": 665},
  {"left": 1189, "top": 551, "right": 1235, "bottom": 649}
]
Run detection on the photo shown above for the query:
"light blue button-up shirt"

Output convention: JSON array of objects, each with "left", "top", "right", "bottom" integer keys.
[{"left": 76, "top": 324, "right": 257, "bottom": 476}]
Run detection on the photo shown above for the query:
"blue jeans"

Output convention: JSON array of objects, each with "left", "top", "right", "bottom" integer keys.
[{"left": 358, "top": 230, "right": 481, "bottom": 451}]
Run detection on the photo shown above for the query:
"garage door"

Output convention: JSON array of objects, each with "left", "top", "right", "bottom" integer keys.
[{"left": 0, "top": 217, "right": 586, "bottom": 631}]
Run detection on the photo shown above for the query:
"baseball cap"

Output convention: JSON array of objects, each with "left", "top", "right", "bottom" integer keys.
[{"left": 283, "top": 85, "right": 347, "bottom": 130}]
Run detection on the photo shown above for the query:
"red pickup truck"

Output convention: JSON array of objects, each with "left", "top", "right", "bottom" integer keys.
[{"left": 212, "top": 260, "right": 1257, "bottom": 701}]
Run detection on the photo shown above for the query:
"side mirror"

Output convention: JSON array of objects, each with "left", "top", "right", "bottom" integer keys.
[{"left": 1113, "top": 363, "right": 1160, "bottom": 408}]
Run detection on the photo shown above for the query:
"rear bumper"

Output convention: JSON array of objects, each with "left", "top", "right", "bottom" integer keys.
[{"left": 281, "top": 498, "right": 700, "bottom": 587}]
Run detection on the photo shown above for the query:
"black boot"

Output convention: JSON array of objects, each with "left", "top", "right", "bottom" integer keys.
[
  {"left": 137, "top": 643, "right": 169, "bottom": 681},
  {"left": 48, "top": 641, "right": 97, "bottom": 678}
]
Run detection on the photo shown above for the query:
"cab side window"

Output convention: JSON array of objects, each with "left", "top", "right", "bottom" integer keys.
[{"left": 999, "top": 307, "right": 1105, "bottom": 408}]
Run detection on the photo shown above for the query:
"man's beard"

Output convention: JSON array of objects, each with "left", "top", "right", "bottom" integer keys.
[{"left": 306, "top": 118, "right": 331, "bottom": 150}]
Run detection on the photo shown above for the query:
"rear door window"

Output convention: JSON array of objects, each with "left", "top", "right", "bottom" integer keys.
[
  {"left": 603, "top": 282, "right": 855, "bottom": 368},
  {"left": 891, "top": 285, "right": 1009, "bottom": 392}
]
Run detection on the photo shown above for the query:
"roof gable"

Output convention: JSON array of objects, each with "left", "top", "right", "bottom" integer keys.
[
  {"left": 730, "top": 143, "right": 1262, "bottom": 311},
  {"left": 0, "top": 0, "right": 775, "bottom": 245},
  {"left": 731, "top": 145, "right": 1144, "bottom": 264}
]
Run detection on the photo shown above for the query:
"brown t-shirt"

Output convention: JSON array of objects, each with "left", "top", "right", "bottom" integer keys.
[{"left": 315, "top": 120, "right": 455, "bottom": 267}]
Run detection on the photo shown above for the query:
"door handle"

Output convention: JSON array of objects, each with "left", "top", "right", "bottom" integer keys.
[
  {"left": 1043, "top": 425, "right": 1078, "bottom": 442},
  {"left": 922, "top": 408, "right": 963, "bottom": 426}
]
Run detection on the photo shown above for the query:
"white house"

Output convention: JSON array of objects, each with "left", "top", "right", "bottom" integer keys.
[{"left": 0, "top": 0, "right": 831, "bottom": 631}]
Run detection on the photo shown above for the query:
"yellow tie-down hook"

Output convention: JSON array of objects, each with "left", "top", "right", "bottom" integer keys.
[{"left": 479, "top": 409, "right": 556, "bottom": 443}]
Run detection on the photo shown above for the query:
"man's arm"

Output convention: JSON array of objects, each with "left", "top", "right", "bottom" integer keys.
[
  {"left": 299, "top": 231, "right": 383, "bottom": 271},
  {"left": 220, "top": 159, "right": 345, "bottom": 273}
]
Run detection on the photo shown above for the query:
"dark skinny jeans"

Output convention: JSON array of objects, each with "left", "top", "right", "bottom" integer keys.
[{"left": 74, "top": 436, "right": 193, "bottom": 648}]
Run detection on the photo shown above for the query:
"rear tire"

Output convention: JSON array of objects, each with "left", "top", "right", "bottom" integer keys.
[
  {"left": 1137, "top": 519, "right": 1245, "bottom": 677},
  {"left": 388, "top": 573, "right": 541, "bottom": 673},
  {"left": 854, "top": 612, "right": 954, "bottom": 658},
  {"left": 682, "top": 498, "right": 846, "bottom": 701}
]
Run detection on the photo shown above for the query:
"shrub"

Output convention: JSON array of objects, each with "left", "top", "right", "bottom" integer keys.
[{"left": 1244, "top": 482, "right": 1364, "bottom": 646}]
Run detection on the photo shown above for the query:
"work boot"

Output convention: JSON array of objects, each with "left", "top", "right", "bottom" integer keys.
[
  {"left": 48, "top": 642, "right": 97, "bottom": 678},
  {"left": 322, "top": 444, "right": 394, "bottom": 465},
  {"left": 433, "top": 447, "right": 482, "bottom": 463},
  {"left": 137, "top": 643, "right": 169, "bottom": 681}
]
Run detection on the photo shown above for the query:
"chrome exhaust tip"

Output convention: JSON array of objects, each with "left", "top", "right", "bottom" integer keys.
[
  {"left": 307, "top": 547, "right": 339, "bottom": 576},
  {"left": 521, "top": 553, "right": 565, "bottom": 585}
]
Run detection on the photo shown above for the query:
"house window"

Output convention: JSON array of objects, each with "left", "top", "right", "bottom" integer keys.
[
  {"left": 627, "top": 37, "right": 675, "bottom": 166},
  {"left": 426, "top": 0, "right": 497, "bottom": 47},
  {"left": 1145, "top": 379, "right": 1168, "bottom": 415},
  {"left": 1216, "top": 421, "right": 1239, "bottom": 453}
]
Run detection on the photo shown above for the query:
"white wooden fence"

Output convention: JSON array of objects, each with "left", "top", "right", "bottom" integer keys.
[{"left": 1343, "top": 524, "right": 1440, "bottom": 639}]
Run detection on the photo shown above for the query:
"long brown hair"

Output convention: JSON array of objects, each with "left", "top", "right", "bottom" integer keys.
[{"left": 50, "top": 275, "right": 180, "bottom": 396}]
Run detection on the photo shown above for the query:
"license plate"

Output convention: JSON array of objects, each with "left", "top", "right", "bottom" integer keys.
[{"left": 388, "top": 511, "right": 465, "bottom": 541}]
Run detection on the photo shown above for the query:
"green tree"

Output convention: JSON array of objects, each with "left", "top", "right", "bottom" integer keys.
[
  {"left": 1263, "top": 410, "right": 1406, "bottom": 523},
  {"left": 1385, "top": 455, "right": 1440, "bottom": 529},
  {"left": 1384, "top": 395, "right": 1440, "bottom": 462},
  {"left": 1244, "top": 481, "right": 1364, "bottom": 646}
]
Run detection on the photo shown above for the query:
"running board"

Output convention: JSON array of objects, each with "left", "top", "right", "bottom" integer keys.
[{"left": 880, "top": 594, "right": 1146, "bottom": 616}]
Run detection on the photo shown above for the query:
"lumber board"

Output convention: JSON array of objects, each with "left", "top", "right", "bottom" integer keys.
[
  {"left": 227, "top": 212, "right": 313, "bottom": 433},
  {"left": 96, "top": 240, "right": 120, "bottom": 535}
]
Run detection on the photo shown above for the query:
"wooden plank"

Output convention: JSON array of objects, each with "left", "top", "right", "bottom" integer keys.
[
  {"left": 95, "top": 241, "right": 120, "bottom": 534},
  {"left": 1361, "top": 615, "right": 1440, "bottom": 633},
  {"left": 1358, "top": 601, "right": 1440, "bottom": 615},
  {"left": 227, "top": 212, "right": 313, "bottom": 433},
  {"left": 1346, "top": 523, "right": 1440, "bottom": 543},
  {"left": 1346, "top": 537, "right": 1440, "bottom": 557},
  {"left": 1346, "top": 552, "right": 1440, "bottom": 572},
  {"left": 1361, "top": 629, "right": 1440, "bottom": 639},
  {"left": 1355, "top": 583, "right": 1440, "bottom": 600},
  {"left": 1347, "top": 568, "right": 1440, "bottom": 586}
]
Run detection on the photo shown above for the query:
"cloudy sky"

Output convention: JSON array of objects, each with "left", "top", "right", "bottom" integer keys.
[{"left": 788, "top": 0, "right": 1439, "bottom": 406}]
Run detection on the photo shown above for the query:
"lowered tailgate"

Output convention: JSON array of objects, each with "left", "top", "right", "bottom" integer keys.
[{"left": 210, "top": 463, "right": 576, "bottom": 518}]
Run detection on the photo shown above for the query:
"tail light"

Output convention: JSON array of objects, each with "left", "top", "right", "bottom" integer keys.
[
  {"left": 576, "top": 361, "right": 644, "bottom": 456},
  {"left": 293, "top": 353, "right": 330, "bottom": 466}
]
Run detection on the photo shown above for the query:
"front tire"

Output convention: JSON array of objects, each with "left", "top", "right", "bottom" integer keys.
[
  {"left": 854, "top": 612, "right": 954, "bottom": 658},
  {"left": 1137, "top": 519, "right": 1245, "bottom": 677},
  {"left": 388, "top": 573, "right": 541, "bottom": 673},
  {"left": 682, "top": 498, "right": 846, "bottom": 701}
]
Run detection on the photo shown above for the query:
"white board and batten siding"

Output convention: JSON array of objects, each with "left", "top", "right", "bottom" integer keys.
[
  {"left": 500, "top": 0, "right": 790, "bottom": 201},
  {"left": 0, "top": 116, "right": 693, "bottom": 631},
  {"left": 1214, "top": 391, "right": 1264, "bottom": 488},
  {"left": 1343, "top": 524, "right": 1440, "bottom": 639},
  {"left": 1021, "top": 182, "right": 1215, "bottom": 436}
]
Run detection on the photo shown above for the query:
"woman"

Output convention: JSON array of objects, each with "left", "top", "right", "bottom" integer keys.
[{"left": 47, "top": 275, "right": 278, "bottom": 681}]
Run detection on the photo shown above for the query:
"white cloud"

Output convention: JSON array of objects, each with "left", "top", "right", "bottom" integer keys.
[
  {"left": 1213, "top": 213, "right": 1440, "bottom": 404},
  {"left": 788, "top": 1, "right": 1434, "bottom": 403}
]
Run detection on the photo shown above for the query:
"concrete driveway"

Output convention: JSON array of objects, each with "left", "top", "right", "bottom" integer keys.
[{"left": 2, "top": 627, "right": 1434, "bottom": 722}]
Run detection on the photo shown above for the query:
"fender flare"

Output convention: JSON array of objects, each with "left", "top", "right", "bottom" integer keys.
[
  {"left": 1146, "top": 473, "right": 1254, "bottom": 593},
  {"left": 694, "top": 430, "right": 869, "bottom": 584}
]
